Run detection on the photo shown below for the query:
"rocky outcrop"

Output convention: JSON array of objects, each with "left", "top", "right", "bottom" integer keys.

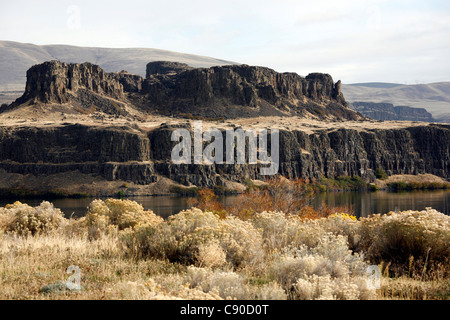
[
  {"left": 146, "top": 61, "right": 193, "bottom": 77},
  {"left": 0, "top": 123, "right": 448, "bottom": 190},
  {"left": 350, "top": 102, "right": 434, "bottom": 122},
  {"left": 113, "top": 71, "right": 144, "bottom": 93},
  {"left": 15, "top": 61, "right": 124, "bottom": 105},
  {"left": 5, "top": 60, "right": 363, "bottom": 121},
  {"left": 4, "top": 61, "right": 131, "bottom": 116},
  {"left": 138, "top": 64, "right": 358, "bottom": 120},
  {"left": 394, "top": 106, "right": 434, "bottom": 122}
]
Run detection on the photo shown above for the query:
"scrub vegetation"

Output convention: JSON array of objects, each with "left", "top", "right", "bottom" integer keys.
[{"left": 0, "top": 185, "right": 448, "bottom": 300}]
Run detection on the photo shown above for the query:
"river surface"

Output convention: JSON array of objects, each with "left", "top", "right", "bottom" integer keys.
[{"left": 1, "top": 190, "right": 449, "bottom": 219}]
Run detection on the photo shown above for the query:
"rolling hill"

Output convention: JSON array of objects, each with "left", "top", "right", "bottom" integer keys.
[{"left": 0, "top": 40, "right": 236, "bottom": 91}]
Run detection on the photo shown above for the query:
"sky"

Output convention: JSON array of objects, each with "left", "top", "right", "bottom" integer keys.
[{"left": 1, "top": 0, "right": 449, "bottom": 83}]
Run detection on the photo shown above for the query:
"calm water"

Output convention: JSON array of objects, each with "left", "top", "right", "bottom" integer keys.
[{"left": 1, "top": 190, "right": 449, "bottom": 219}]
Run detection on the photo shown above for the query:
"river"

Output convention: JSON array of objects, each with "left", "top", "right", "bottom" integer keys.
[{"left": 1, "top": 189, "right": 449, "bottom": 219}]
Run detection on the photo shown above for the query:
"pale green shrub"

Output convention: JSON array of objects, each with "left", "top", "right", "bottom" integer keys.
[
  {"left": 269, "top": 232, "right": 371, "bottom": 299},
  {"left": 108, "top": 278, "right": 222, "bottom": 300},
  {"left": 0, "top": 201, "right": 66, "bottom": 236},
  {"left": 250, "top": 211, "right": 325, "bottom": 252},
  {"left": 196, "top": 240, "right": 227, "bottom": 269},
  {"left": 294, "top": 274, "right": 374, "bottom": 300},
  {"left": 183, "top": 266, "right": 287, "bottom": 300},
  {"left": 359, "top": 208, "right": 450, "bottom": 276},
  {"left": 122, "top": 208, "right": 264, "bottom": 268},
  {"left": 317, "top": 213, "right": 361, "bottom": 251}
]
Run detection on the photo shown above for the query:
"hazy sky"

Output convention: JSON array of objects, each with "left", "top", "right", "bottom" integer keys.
[{"left": 1, "top": 0, "right": 449, "bottom": 83}]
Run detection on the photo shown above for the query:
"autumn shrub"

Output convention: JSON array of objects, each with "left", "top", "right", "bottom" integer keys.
[
  {"left": 225, "top": 177, "right": 310, "bottom": 218},
  {"left": 359, "top": 208, "right": 450, "bottom": 277},
  {"left": 0, "top": 201, "right": 66, "bottom": 236},
  {"left": 187, "top": 189, "right": 226, "bottom": 217}
]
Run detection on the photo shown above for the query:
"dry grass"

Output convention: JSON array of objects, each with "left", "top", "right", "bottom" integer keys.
[
  {"left": 375, "top": 174, "right": 450, "bottom": 190},
  {"left": 0, "top": 199, "right": 448, "bottom": 300}
]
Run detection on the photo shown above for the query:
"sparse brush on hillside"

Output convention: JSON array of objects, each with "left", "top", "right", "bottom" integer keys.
[
  {"left": 0, "top": 199, "right": 448, "bottom": 300},
  {"left": 121, "top": 207, "right": 265, "bottom": 269}
]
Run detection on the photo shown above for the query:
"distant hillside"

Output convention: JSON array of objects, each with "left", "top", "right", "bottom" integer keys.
[
  {"left": 350, "top": 102, "right": 434, "bottom": 122},
  {"left": 0, "top": 40, "right": 237, "bottom": 91},
  {"left": 347, "top": 82, "right": 404, "bottom": 89},
  {"left": 342, "top": 82, "right": 450, "bottom": 123}
]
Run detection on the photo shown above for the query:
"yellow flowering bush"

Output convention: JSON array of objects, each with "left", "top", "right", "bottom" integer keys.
[
  {"left": 0, "top": 201, "right": 66, "bottom": 236},
  {"left": 85, "top": 199, "right": 163, "bottom": 234}
]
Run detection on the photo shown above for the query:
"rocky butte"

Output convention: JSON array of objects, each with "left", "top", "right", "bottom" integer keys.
[
  {"left": 0, "top": 60, "right": 448, "bottom": 196},
  {"left": 350, "top": 101, "right": 435, "bottom": 122}
]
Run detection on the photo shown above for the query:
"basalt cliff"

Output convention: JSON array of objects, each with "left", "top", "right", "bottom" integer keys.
[
  {"left": 4, "top": 60, "right": 360, "bottom": 120},
  {"left": 0, "top": 61, "right": 448, "bottom": 196}
]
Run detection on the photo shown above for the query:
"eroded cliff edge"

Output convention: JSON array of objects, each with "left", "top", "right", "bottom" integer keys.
[
  {"left": 0, "top": 121, "right": 448, "bottom": 195},
  {"left": 3, "top": 60, "right": 363, "bottom": 121},
  {"left": 0, "top": 60, "right": 447, "bottom": 195}
]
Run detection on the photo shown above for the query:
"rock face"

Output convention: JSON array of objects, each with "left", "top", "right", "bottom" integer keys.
[
  {"left": 138, "top": 64, "right": 357, "bottom": 120},
  {"left": 1, "top": 60, "right": 447, "bottom": 193},
  {"left": 394, "top": 106, "right": 434, "bottom": 122},
  {"left": 6, "top": 60, "right": 363, "bottom": 121},
  {"left": 0, "top": 123, "right": 448, "bottom": 189},
  {"left": 6, "top": 61, "right": 131, "bottom": 116},
  {"left": 16, "top": 61, "right": 124, "bottom": 104},
  {"left": 350, "top": 102, "right": 434, "bottom": 122},
  {"left": 112, "top": 71, "right": 144, "bottom": 93},
  {"left": 146, "top": 61, "right": 193, "bottom": 77}
]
